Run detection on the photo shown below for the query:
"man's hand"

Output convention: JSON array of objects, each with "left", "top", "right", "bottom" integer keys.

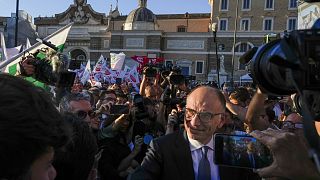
[
  {"left": 133, "top": 135, "right": 143, "bottom": 155},
  {"left": 19, "top": 56, "right": 35, "bottom": 76},
  {"left": 251, "top": 129, "right": 320, "bottom": 180}
]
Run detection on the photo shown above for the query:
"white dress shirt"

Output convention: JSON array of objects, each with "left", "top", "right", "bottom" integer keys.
[{"left": 189, "top": 136, "right": 220, "bottom": 180}]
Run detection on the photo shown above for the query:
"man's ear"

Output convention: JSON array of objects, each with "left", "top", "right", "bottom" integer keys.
[{"left": 217, "top": 114, "right": 226, "bottom": 128}]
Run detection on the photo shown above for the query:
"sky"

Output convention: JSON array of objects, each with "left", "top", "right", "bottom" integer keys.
[{"left": 0, "top": 0, "right": 211, "bottom": 19}]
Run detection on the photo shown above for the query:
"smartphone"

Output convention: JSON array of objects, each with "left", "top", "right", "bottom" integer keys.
[
  {"left": 68, "top": 60, "right": 82, "bottom": 70},
  {"left": 109, "top": 105, "right": 130, "bottom": 115},
  {"left": 214, "top": 134, "right": 273, "bottom": 169},
  {"left": 56, "top": 72, "right": 76, "bottom": 87},
  {"left": 116, "top": 78, "right": 122, "bottom": 85}
]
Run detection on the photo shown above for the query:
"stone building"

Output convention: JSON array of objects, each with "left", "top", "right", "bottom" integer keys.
[
  {"left": 35, "top": 0, "right": 213, "bottom": 81},
  {"left": 0, "top": 10, "right": 38, "bottom": 48},
  {"left": 208, "top": 0, "right": 298, "bottom": 82},
  {"left": 34, "top": 0, "right": 297, "bottom": 82}
]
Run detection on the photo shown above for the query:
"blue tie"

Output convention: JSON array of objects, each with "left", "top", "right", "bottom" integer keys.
[{"left": 198, "top": 146, "right": 211, "bottom": 180}]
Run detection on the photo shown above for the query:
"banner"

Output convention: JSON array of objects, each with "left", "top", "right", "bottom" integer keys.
[{"left": 110, "top": 52, "right": 125, "bottom": 70}]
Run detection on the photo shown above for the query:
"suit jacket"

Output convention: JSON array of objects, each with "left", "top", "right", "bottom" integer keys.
[
  {"left": 239, "top": 152, "right": 266, "bottom": 169},
  {"left": 130, "top": 130, "right": 261, "bottom": 180}
]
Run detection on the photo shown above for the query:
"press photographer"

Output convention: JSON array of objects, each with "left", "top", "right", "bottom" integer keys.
[{"left": 17, "top": 40, "right": 77, "bottom": 103}]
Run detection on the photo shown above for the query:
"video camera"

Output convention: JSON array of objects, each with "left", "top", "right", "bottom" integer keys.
[
  {"left": 240, "top": 26, "right": 320, "bottom": 119},
  {"left": 20, "top": 39, "right": 76, "bottom": 87}
]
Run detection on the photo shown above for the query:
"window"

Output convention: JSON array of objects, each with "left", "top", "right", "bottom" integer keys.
[
  {"left": 265, "top": 0, "right": 274, "bottom": 9},
  {"left": 76, "top": 55, "right": 86, "bottom": 61},
  {"left": 104, "top": 40, "right": 109, "bottom": 48},
  {"left": 240, "top": 19, "right": 250, "bottom": 31},
  {"left": 219, "top": 19, "right": 228, "bottom": 31},
  {"left": 235, "top": 43, "right": 252, "bottom": 70},
  {"left": 289, "top": 0, "right": 297, "bottom": 9},
  {"left": 165, "top": 60, "right": 173, "bottom": 68},
  {"left": 177, "top": 26, "right": 187, "bottom": 32},
  {"left": 242, "top": 0, "right": 251, "bottom": 10},
  {"left": 196, "top": 61, "right": 204, "bottom": 74},
  {"left": 263, "top": 18, "right": 273, "bottom": 31},
  {"left": 220, "top": 0, "right": 228, "bottom": 11},
  {"left": 287, "top": 17, "right": 297, "bottom": 31}
]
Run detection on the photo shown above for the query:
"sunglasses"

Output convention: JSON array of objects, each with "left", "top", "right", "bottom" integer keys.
[{"left": 75, "top": 110, "right": 96, "bottom": 120}]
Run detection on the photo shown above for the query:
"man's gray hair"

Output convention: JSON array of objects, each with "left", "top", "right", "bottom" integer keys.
[{"left": 59, "top": 92, "right": 91, "bottom": 113}]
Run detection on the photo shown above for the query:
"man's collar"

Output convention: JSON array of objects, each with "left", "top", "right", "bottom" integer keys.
[{"left": 189, "top": 135, "right": 214, "bottom": 152}]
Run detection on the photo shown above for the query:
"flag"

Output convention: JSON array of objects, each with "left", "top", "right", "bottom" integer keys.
[
  {"left": 110, "top": 52, "right": 125, "bottom": 70},
  {"left": 129, "top": 66, "right": 140, "bottom": 84},
  {"left": 92, "top": 55, "right": 106, "bottom": 73},
  {"left": 24, "top": 38, "right": 32, "bottom": 50},
  {"left": 0, "top": 32, "right": 7, "bottom": 61},
  {"left": 81, "top": 60, "right": 91, "bottom": 85},
  {"left": 0, "top": 23, "right": 73, "bottom": 75}
]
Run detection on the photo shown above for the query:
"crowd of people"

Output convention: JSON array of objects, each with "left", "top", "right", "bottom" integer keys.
[{"left": 0, "top": 60, "right": 320, "bottom": 180}]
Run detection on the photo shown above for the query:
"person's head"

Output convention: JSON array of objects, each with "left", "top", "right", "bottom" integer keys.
[
  {"left": 145, "top": 85, "right": 157, "bottom": 101},
  {"left": 54, "top": 113, "right": 98, "bottom": 180},
  {"left": 185, "top": 86, "right": 226, "bottom": 144},
  {"left": 282, "top": 113, "right": 304, "bottom": 134},
  {"left": 59, "top": 92, "right": 100, "bottom": 130},
  {"left": 99, "top": 89, "right": 117, "bottom": 105},
  {"left": 0, "top": 74, "right": 70, "bottom": 180},
  {"left": 247, "top": 142, "right": 255, "bottom": 153},
  {"left": 229, "top": 87, "right": 251, "bottom": 107},
  {"left": 116, "top": 93, "right": 128, "bottom": 105}
]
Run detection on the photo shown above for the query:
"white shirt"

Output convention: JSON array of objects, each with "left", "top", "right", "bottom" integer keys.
[{"left": 189, "top": 136, "right": 220, "bottom": 180}]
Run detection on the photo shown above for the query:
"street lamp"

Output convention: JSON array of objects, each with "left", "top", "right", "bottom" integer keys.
[
  {"left": 230, "top": 0, "right": 239, "bottom": 88},
  {"left": 14, "top": 0, "right": 19, "bottom": 47}
]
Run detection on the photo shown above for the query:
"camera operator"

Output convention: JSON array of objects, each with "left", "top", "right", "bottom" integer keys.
[
  {"left": 131, "top": 94, "right": 165, "bottom": 163},
  {"left": 140, "top": 66, "right": 162, "bottom": 100}
]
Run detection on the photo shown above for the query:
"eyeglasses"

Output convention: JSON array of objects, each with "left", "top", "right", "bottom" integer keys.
[
  {"left": 75, "top": 110, "right": 96, "bottom": 120},
  {"left": 185, "top": 108, "right": 224, "bottom": 123},
  {"left": 102, "top": 97, "right": 116, "bottom": 102},
  {"left": 281, "top": 121, "right": 303, "bottom": 130}
]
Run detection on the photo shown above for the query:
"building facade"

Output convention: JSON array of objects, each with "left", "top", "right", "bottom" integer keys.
[
  {"left": 34, "top": 0, "right": 213, "bottom": 81},
  {"left": 34, "top": 0, "right": 297, "bottom": 82},
  {"left": 209, "top": 0, "right": 298, "bottom": 82},
  {"left": 0, "top": 10, "right": 38, "bottom": 48}
]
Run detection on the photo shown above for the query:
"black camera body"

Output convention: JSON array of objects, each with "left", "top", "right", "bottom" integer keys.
[
  {"left": 143, "top": 66, "right": 157, "bottom": 77},
  {"left": 244, "top": 29, "right": 320, "bottom": 96},
  {"left": 132, "top": 94, "right": 149, "bottom": 120}
]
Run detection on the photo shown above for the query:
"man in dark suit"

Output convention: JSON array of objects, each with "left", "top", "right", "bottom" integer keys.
[
  {"left": 130, "top": 86, "right": 259, "bottom": 180},
  {"left": 239, "top": 142, "right": 263, "bottom": 169}
]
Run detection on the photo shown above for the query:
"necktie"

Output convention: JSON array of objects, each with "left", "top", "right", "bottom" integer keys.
[
  {"left": 249, "top": 154, "right": 255, "bottom": 168},
  {"left": 198, "top": 146, "right": 211, "bottom": 180}
]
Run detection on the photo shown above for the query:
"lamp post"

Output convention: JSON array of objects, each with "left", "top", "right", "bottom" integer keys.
[
  {"left": 14, "top": 0, "right": 19, "bottom": 47},
  {"left": 230, "top": 0, "right": 239, "bottom": 88}
]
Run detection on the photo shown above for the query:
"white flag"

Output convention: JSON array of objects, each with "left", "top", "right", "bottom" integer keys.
[
  {"left": 81, "top": 60, "right": 91, "bottom": 85},
  {"left": 0, "top": 32, "right": 7, "bottom": 61},
  {"left": 25, "top": 38, "right": 32, "bottom": 50},
  {"left": 110, "top": 52, "right": 125, "bottom": 70}
]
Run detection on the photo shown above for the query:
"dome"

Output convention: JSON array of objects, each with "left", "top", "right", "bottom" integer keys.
[
  {"left": 125, "top": 7, "right": 157, "bottom": 24},
  {"left": 124, "top": 0, "right": 158, "bottom": 30}
]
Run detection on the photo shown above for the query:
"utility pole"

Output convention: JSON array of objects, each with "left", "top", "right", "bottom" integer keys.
[
  {"left": 14, "top": 0, "right": 19, "bottom": 47},
  {"left": 230, "top": 0, "right": 239, "bottom": 88}
]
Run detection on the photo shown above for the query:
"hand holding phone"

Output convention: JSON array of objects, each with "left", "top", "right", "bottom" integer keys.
[
  {"left": 214, "top": 133, "right": 273, "bottom": 169},
  {"left": 109, "top": 105, "right": 130, "bottom": 115}
]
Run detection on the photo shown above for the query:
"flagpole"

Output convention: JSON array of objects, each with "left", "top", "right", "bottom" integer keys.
[{"left": 14, "top": 0, "right": 19, "bottom": 47}]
